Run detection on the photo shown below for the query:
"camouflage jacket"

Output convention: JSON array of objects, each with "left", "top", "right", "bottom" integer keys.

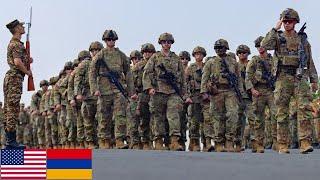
[
  {"left": 67, "top": 71, "right": 76, "bottom": 102},
  {"left": 44, "top": 89, "right": 55, "bottom": 112},
  {"left": 18, "top": 110, "right": 29, "bottom": 125},
  {"left": 6, "top": 37, "right": 27, "bottom": 77},
  {"left": 132, "top": 58, "right": 148, "bottom": 93},
  {"left": 89, "top": 47, "right": 134, "bottom": 96},
  {"left": 54, "top": 74, "right": 68, "bottom": 106},
  {"left": 30, "top": 90, "right": 44, "bottom": 113},
  {"left": 201, "top": 54, "right": 244, "bottom": 95},
  {"left": 39, "top": 91, "right": 47, "bottom": 114},
  {"left": 74, "top": 60, "right": 96, "bottom": 100},
  {"left": 238, "top": 61, "right": 250, "bottom": 99},
  {"left": 261, "top": 28, "right": 318, "bottom": 83},
  {"left": 143, "top": 51, "right": 186, "bottom": 96},
  {"left": 0, "top": 108, "right": 3, "bottom": 127},
  {"left": 245, "top": 54, "right": 273, "bottom": 90},
  {"left": 185, "top": 62, "right": 204, "bottom": 102}
]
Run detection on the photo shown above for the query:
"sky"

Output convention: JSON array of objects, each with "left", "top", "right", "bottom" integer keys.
[{"left": 0, "top": 0, "right": 319, "bottom": 105}]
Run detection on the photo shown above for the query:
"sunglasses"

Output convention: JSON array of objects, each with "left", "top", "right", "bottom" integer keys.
[
  {"left": 90, "top": 49, "right": 100, "bottom": 52},
  {"left": 283, "top": 20, "right": 294, "bottom": 24},
  {"left": 106, "top": 39, "right": 116, "bottom": 42},
  {"left": 214, "top": 46, "right": 224, "bottom": 50},
  {"left": 181, "top": 58, "right": 189, "bottom": 60},
  {"left": 161, "top": 40, "right": 172, "bottom": 44},
  {"left": 143, "top": 50, "right": 154, "bottom": 53},
  {"left": 238, "top": 51, "right": 247, "bottom": 54}
]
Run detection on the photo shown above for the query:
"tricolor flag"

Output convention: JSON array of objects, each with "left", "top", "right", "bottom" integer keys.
[
  {"left": 0, "top": 149, "right": 47, "bottom": 179},
  {"left": 1, "top": 149, "right": 92, "bottom": 180}
]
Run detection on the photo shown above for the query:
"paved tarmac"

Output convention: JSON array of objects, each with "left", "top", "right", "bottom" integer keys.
[{"left": 93, "top": 149, "right": 320, "bottom": 180}]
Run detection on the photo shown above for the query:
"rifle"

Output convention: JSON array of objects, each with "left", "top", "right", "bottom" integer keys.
[
  {"left": 220, "top": 58, "right": 243, "bottom": 103},
  {"left": 26, "top": 7, "right": 35, "bottom": 91},
  {"left": 97, "top": 59, "right": 129, "bottom": 102},
  {"left": 296, "top": 22, "right": 308, "bottom": 79},
  {"left": 259, "top": 60, "right": 276, "bottom": 91},
  {"left": 157, "top": 63, "right": 184, "bottom": 101}
]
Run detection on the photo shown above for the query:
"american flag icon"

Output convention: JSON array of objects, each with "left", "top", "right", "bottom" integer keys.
[{"left": 1, "top": 149, "right": 47, "bottom": 179}]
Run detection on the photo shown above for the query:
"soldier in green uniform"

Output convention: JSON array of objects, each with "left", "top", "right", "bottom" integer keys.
[
  {"left": 201, "top": 39, "right": 243, "bottom": 152},
  {"left": 245, "top": 37, "right": 277, "bottom": 153},
  {"left": 89, "top": 29, "right": 134, "bottom": 149},
  {"left": 143, "top": 33, "right": 191, "bottom": 151},
  {"left": 3, "top": 20, "right": 33, "bottom": 149},
  {"left": 46, "top": 77, "right": 59, "bottom": 149},
  {"left": 17, "top": 103, "right": 29, "bottom": 145},
  {"left": 261, "top": 8, "right": 318, "bottom": 153}
]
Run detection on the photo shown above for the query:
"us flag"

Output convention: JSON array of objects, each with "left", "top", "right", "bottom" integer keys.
[{"left": 0, "top": 149, "right": 47, "bottom": 179}]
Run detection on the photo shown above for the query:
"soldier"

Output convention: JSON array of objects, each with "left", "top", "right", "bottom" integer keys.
[
  {"left": 3, "top": 20, "right": 33, "bottom": 149},
  {"left": 201, "top": 39, "right": 243, "bottom": 152},
  {"left": 17, "top": 103, "right": 28, "bottom": 144},
  {"left": 143, "top": 32, "right": 191, "bottom": 151},
  {"left": 261, "top": 8, "right": 318, "bottom": 153},
  {"left": 23, "top": 106, "right": 32, "bottom": 148},
  {"left": 46, "top": 77, "right": 59, "bottom": 149},
  {"left": 178, "top": 51, "right": 191, "bottom": 151},
  {"left": 0, "top": 102, "right": 4, "bottom": 148},
  {"left": 134, "top": 43, "right": 156, "bottom": 150},
  {"left": 288, "top": 97, "right": 299, "bottom": 149},
  {"left": 185, "top": 46, "right": 208, "bottom": 152},
  {"left": 245, "top": 37, "right": 277, "bottom": 153},
  {"left": 39, "top": 80, "right": 50, "bottom": 148},
  {"left": 127, "top": 50, "right": 143, "bottom": 149},
  {"left": 74, "top": 42, "right": 103, "bottom": 149},
  {"left": 89, "top": 29, "right": 134, "bottom": 149}
]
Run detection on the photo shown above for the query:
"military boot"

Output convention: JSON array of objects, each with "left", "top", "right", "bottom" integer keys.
[
  {"left": 278, "top": 143, "right": 290, "bottom": 154},
  {"left": 272, "top": 141, "right": 278, "bottom": 151},
  {"left": 53, "top": 145, "right": 58, "bottom": 149},
  {"left": 290, "top": 141, "right": 299, "bottom": 149},
  {"left": 5, "top": 130, "right": 25, "bottom": 150},
  {"left": 154, "top": 138, "right": 166, "bottom": 150},
  {"left": 116, "top": 138, "right": 129, "bottom": 149},
  {"left": 191, "top": 139, "right": 200, "bottom": 152},
  {"left": 225, "top": 140, "right": 235, "bottom": 152},
  {"left": 300, "top": 139, "right": 313, "bottom": 154},
  {"left": 251, "top": 140, "right": 257, "bottom": 153},
  {"left": 203, "top": 138, "right": 214, "bottom": 152},
  {"left": 78, "top": 141, "right": 85, "bottom": 149},
  {"left": 130, "top": 143, "right": 141, "bottom": 150},
  {"left": 87, "top": 141, "right": 95, "bottom": 149},
  {"left": 215, "top": 142, "right": 226, "bottom": 152},
  {"left": 188, "top": 139, "right": 195, "bottom": 151},
  {"left": 234, "top": 142, "right": 242, "bottom": 153},
  {"left": 142, "top": 142, "right": 152, "bottom": 150},
  {"left": 256, "top": 141, "right": 265, "bottom": 153},
  {"left": 98, "top": 139, "right": 107, "bottom": 149},
  {"left": 169, "top": 136, "right": 183, "bottom": 151}
]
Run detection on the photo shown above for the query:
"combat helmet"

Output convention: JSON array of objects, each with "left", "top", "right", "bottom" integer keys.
[
  {"left": 49, "top": 76, "right": 59, "bottom": 85},
  {"left": 89, "top": 41, "right": 103, "bottom": 51},
  {"left": 141, "top": 43, "right": 156, "bottom": 53},
  {"left": 64, "top": 61, "right": 73, "bottom": 70},
  {"left": 78, "top": 50, "right": 91, "bottom": 60},
  {"left": 236, "top": 44, "right": 251, "bottom": 55},
  {"left": 214, "top": 39, "right": 229, "bottom": 50},
  {"left": 179, "top": 51, "right": 191, "bottom": 61},
  {"left": 39, "top": 80, "right": 49, "bottom": 87},
  {"left": 254, "top": 36, "right": 264, "bottom": 48},
  {"left": 280, "top": 8, "right": 300, "bottom": 23},
  {"left": 158, "top": 32, "right": 174, "bottom": 44},
  {"left": 192, "top": 46, "right": 207, "bottom": 57},
  {"left": 130, "top": 50, "right": 143, "bottom": 60},
  {"left": 102, "top": 29, "right": 118, "bottom": 41}
]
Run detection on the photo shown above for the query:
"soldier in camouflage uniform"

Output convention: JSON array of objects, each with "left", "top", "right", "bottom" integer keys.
[
  {"left": 261, "top": 8, "right": 318, "bottom": 153},
  {"left": 245, "top": 37, "right": 277, "bottom": 153},
  {"left": 186, "top": 46, "right": 210, "bottom": 152},
  {"left": 17, "top": 103, "right": 29, "bottom": 145},
  {"left": 311, "top": 96, "right": 320, "bottom": 149},
  {"left": 3, "top": 20, "right": 32, "bottom": 149},
  {"left": 54, "top": 63, "right": 73, "bottom": 148},
  {"left": 143, "top": 33, "right": 191, "bottom": 151},
  {"left": 74, "top": 42, "right": 103, "bottom": 149},
  {"left": 39, "top": 80, "right": 50, "bottom": 148},
  {"left": 23, "top": 106, "right": 32, "bottom": 148},
  {"left": 127, "top": 50, "right": 143, "bottom": 149},
  {"left": 89, "top": 29, "right": 133, "bottom": 149},
  {"left": 201, "top": 39, "right": 243, "bottom": 152},
  {"left": 288, "top": 97, "right": 299, "bottom": 149},
  {"left": 178, "top": 51, "right": 191, "bottom": 151},
  {"left": 132, "top": 43, "right": 156, "bottom": 150},
  {"left": 236, "top": 44, "right": 254, "bottom": 152}
]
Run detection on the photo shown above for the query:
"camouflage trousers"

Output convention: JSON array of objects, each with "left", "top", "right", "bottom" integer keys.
[
  {"left": 138, "top": 92, "right": 151, "bottom": 143},
  {"left": 264, "top": 107, "right": 277, "bottom": 146},
  {"left": 17, "top": 124, "right": 27, "bottom": 144},
  {"left": 203, "top": 100, "right": 214, "bottom": 139},
  {"left": 127, "top": 99, "right": 140, "bottom": 145},
  {"left": 274, "top": 73, "right": 313, "bottom": 144},
  {"left": 45, "top": 116, "right": 52, "bottom": 147},
  {"left": 31, "top": 115, "right": 38, "bottom": 147},
  {"left": 289, "top": 97, "right": 298, "bottom": 144},
  {"left": 237, "top": 98, "right": 254, "bottom": 145},
  {"left": 3, "top": 74, "right": 23, "bottom": 131},
  {"left": 81, "top": 99, "right": 97, "bottom": 142},
  {"left": 66, "top": 103, "right": 77, "bottom": 143},
  {"left": 179, "top": 103, "right": 188, "bottom": 143},
  {"left": 23, "top": 124, "right": 32, "bottom": 147},
  {"left": 0, "top": 125, "right": 5, "bottom": 148},
  {"left": 211, "top": 90, "right": 239, "bottom": 143},
  {"left": 97, "top": 93, "right": 127, "bottom": 140},
  {"left": 47, "top": 111, "right": 59, "bottom": 146},
  {"left": 149, "top": 93, "right": 183, "bottom": 139},
  {"left": 37, "top": 115, "right": 45, "bottom": 146},
  {"left": 314, "top": 117, "right": 320, "bottom": 143},
  {"left": 252, "top": 87, "right": 276, "bottom": 143},
  {"left": 73, "top": 102, "right": 83, "bottom": 143},
  {"left": 58, "top": 105, "right": 68, "bottom": 145}
]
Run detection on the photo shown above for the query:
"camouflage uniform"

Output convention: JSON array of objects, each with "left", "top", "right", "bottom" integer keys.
[
  {"left": 245, "top": 48, "right": 277, "bottom": 152},
  {"left": 185, "top": 47, "right": 207, "bottom": 151},
  {"left": 143, "top": 33, "right": 186, "bottom": 151},
  {"left": 236, "top": 45, "right": 254, "bottom": 151},
  {"left": 0, "top": 102, "right": 4, "bottom": 148},
  {"left": 289, "top": 97, "right": 299, "bottom": 148},
  {"left": 178, "top": 51, "right": 191, "bottom": 150},
  {"left": 39, "top": 89, "right": 49, "bottom": 148},
  {"left": 74, "top": 50, "right": 99, "bottom": 149},
  {"left": 3, "top": 20, "right": 28, "bottom": 149},
  {"left": 201, "top": 39, "right": 243, "bottom": 152},
  {"left": 89, "top": 30, "right": 133, "bottom": 149},
  {"left": 261, "top": 8, "right": 318, "bottom": 153},
  {"left": 17, "top": 104, "right": 29, "bottom": 144}
]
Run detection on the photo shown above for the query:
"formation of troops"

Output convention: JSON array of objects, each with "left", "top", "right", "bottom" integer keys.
[{"left": 1, "top": 8, "right": 320, "bottom": 154}]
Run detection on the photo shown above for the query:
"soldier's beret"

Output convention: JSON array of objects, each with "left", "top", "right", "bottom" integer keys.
[{"left": 6, "top": 19, "right": 24, "bottom": 30}]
